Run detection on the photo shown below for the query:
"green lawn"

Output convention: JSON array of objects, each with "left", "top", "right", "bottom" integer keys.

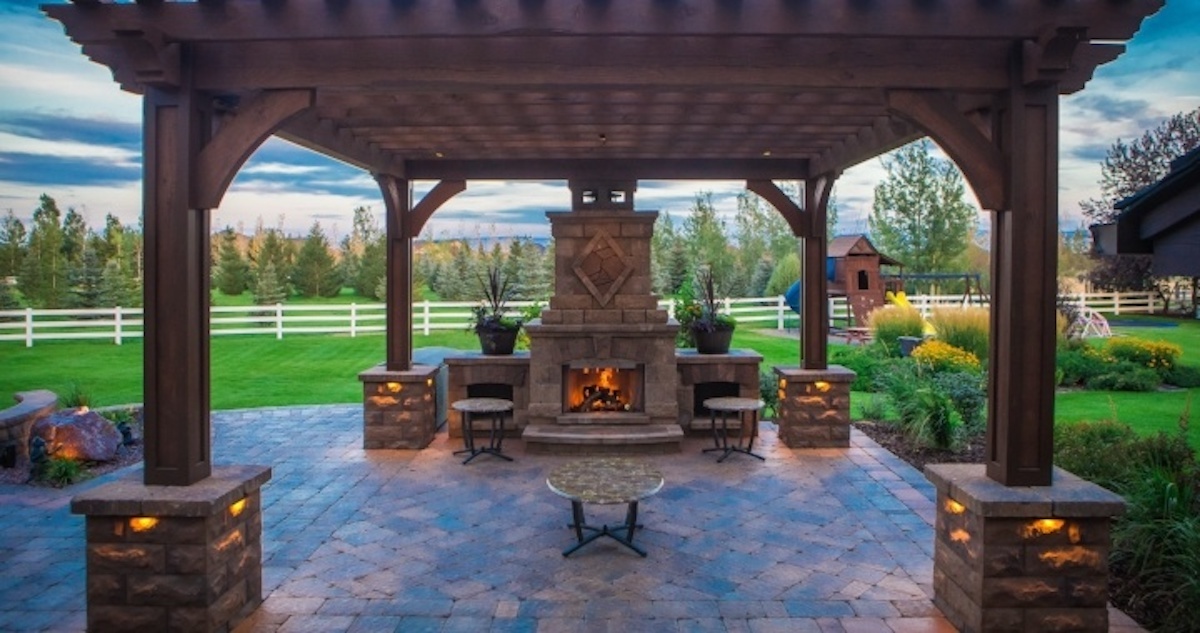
[{"left": 3, "top": 317, "right": 1197, "bottom": 449}]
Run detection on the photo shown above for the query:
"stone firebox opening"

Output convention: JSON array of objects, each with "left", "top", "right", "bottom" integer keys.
[
  {"left": 563, "top": 360, "right": 644, "bottom": 414},
  {"left": 693, "top": 381, "right": 740, "bottom": 418}
]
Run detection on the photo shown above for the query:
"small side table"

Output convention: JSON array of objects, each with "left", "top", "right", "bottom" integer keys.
[
  {"left": 451, "top": 397, "right": 514, "bottom": 465},
  {"left": 702, "top": 397, "right": 766, "bottom": 462},
  {"left": 546, "top": 458, "right": 664, "bottom": 558}
]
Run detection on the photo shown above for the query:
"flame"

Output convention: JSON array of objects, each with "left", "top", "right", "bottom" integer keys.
[{"left": 598, "top": 368, "right": 616, "bottom": 389}]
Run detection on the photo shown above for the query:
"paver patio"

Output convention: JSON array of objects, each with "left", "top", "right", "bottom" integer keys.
[{"left": 0, "top": 405, "right": 1142, "bottom": 632}]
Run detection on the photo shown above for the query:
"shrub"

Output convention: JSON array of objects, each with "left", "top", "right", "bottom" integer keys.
[
  {"left": 911, "top": 340, "right": 981, "bottom": 374},
  {"left": 1164, "top": 365, "right": 1200, "bottom": 389},
  {"left": 931, "top": 371, "right": 987, "bottom": 433},
  {"left": 1086, "top": 362, "right": 1161, "bottom": 392},
  {"left": 1056, "top": 346, "right": 1115, "bottom": 386},
  {"left": 929, "top": 307, "right": 989, "bottom": 362},
  {"left": 759, "top": 370, "right": 780, "bottom": 420},
  {"left": 877, "top": 361, "right": 956, "bottom": 449},
  {"left": 40, "top": 456, "right": 88, "bottom": 487},
  {"left": 832, "top": 345, "right": 888, "bottom": 392},
  {"left": 868, "top": 305, "right": 924, "bottom": 357},
  {"left": 1054, "top": 419, "right": 1141, "bottom": 489},
  {"left": 857, "top": 394, "right": 888, "bottom": 421},
  {"left": 1107, "top": 337, "right": 1181, "bottom": 374}
]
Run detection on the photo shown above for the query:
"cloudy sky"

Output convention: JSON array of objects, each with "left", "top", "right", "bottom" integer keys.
[{"left": 1, "top": 0, "right": 1197, "bottom": 242}]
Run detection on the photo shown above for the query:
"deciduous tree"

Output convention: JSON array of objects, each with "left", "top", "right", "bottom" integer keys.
[{"left": 868, "top": 140, "right": 977, "bottom": 274}]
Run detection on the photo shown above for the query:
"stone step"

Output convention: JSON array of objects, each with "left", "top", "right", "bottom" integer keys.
[
  {"left": 556, "top": 412, "right": 651, "bottom": 426},
  {"left": 522, "top": 423, "right": 683, "bottom": 455}
]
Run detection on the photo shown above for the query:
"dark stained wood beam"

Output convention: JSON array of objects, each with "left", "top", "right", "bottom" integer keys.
[
  {"left": 46, "top": 1, "right": 1161, "bottom": 43},
  {"left": 410, "top": 180, "right": 466, "bottom": 237},
  {"left": 887, "top": 90, "right": 1006, "bottom": 211},
  {"left": 193, "top": 89, "right": 312, "bottom": 209},
  {"left": 403, "top": 159, "right": 809, "bottom": 181},
  {"left": 277, "top": 110, "right": 405, "bottom": 177},
  {"left": 812, "top": 117, "right": 921, "bottom": 175},
  {"left": 747, "top": 180, "right": 808, "bottom": 238}
]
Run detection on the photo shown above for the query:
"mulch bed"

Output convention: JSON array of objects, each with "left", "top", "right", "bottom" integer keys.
[{"left": 852, "top": 420, "right": 986, "bottom": 472}]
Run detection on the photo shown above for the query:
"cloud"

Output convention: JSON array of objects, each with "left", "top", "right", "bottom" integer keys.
[
  {"left": 1068, "top": 95, "right": 1153, "bottom": 123},
  {"left": 0, "top": 111, "right": 140, "bottom": 150},
  {"left": 240, "top": 163, "right": 326, "bottom": 176},
  {"left": 0, "top": 152, "right": 139, "bottom": 187}
]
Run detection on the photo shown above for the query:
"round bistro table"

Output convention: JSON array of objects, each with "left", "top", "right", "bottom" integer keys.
[
  {"left": 451, "top": 397, "right": 514, "bottom": 465},
  {"left": 702, "top": 397, "right": 766, "bottom": 462},
  {"left": 546, "top": 457, "right": 664, "bottom": 557}
]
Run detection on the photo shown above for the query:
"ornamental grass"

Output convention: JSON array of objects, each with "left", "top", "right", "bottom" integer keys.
[
  {"left": 929, "top": 307, "right": 989, "bottom": 362},
  {"left": 868, "top": 304, "right": 924, "bottom": 356}
]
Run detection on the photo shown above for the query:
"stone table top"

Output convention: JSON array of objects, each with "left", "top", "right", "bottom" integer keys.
[
  {"left": 451, "top": 398, "right": 514, "bottom": 414},
  {"left": 703, "top": 397, "right": 765, "bottom": 413},
  {"left": 546, "top": 457, "right": 664, "bottom": 505}
]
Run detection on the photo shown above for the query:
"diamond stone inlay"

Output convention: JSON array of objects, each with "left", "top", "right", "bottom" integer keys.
[{"left": 572, "top": 229, "right": 634, "bottom": 307}]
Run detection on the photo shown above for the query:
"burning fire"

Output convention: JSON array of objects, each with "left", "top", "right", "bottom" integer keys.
[{"left": 571, "top": 367, "right": 633, "bottom": 412}]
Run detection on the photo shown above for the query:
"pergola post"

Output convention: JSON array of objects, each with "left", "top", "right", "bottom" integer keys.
[
  {"left": 70, "top": 46, "right": 273, "bottom": 633},
  {"left": 985, "top": 51, "right": 1060, "bottom": 488},
  {"left": 141, "top": 72, "right": 212, "bottom": 487},
  {"left": 926, "top": 43, "right": 1125, "bottom": 633},
  {"left": 357, "top": 177, "right": 456, "bottom": 450},
  {"left": 377, "top": 174, "right": 414, "bottom": 372},
  {"left": 763, "top": 175, "right": 855, "bottom": 449}
]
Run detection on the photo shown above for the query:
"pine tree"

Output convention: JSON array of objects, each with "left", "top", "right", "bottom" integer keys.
[
  {"left": 868, "top": 139, "right": 978, "bottom": 274},
  {"left": 19, "top": 194, "right": 68, "bottom": 308},
  {"left": 0, "top": 282, "right": 20, "bottom": 311},
  {"left": 250, "top": 224, "right": 294, "bottom": 300},
  {"left": 340, "top": 206, "right": 380, "bottom": 297},
  {"left": 355, "top": 236, "right": 386, "bottom": 299},
  {"left": 99, "top": 258, "right": 136, "bottom": 307},
  {"left": 252, "top": 262, "right": 288, "bottom": 305},
  {"left": 61, "top": 208, "right": 88, "bottom": 269},
  {"left": 0, "top": 211, "right": 26, "bottom": 278},
  {"left": 214, "top": 227, "right": 250, "bottom": 296},
  {"left": 292, "top": 222, "right": 341, "bottom": 297},
  {"left": 69, "top": 243, "right": 105, "bottom": 308},
  {"left": 98, "top": 214, "right": 125, "bottom": 263},
  {"left": 749, "top": 257, "right": 776, "bottom": 297}
]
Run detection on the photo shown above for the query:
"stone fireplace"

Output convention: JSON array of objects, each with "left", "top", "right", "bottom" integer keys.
[{"left": 446, "top": 180, "right": 760, "bottom": 454}]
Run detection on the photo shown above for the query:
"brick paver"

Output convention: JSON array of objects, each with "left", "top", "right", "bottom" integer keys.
[{"left": 0, "top": 405, "right": 1137, "bottom": 632}]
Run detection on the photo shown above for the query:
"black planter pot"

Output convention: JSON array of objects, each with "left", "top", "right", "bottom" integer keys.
[
  {"left": 694, "top": 328, "right": 734, "bottom": 354},
  {"left": 477, "top": 328, "right": 519, "bottom": 355},
  {"left": 898, "top": 336, "right": 924, "bottom": 357}
]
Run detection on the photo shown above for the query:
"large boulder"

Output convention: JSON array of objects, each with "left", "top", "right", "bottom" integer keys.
[{"left": 31, "top": 408, "right": 121, "bottom": 462}]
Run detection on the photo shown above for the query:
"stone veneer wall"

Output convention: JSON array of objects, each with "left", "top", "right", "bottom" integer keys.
[
  {"left": 676, "top": 350, "right": 763, "bottom": 428},
  {"left": 527, "top": 208, "right": 679, "bottom": 425},
  {"left": 925, "top": 464, "right": 1126, "bottom": 633},
  {"left": 445, "top": 353, "right": 529, "bottom": 438},
  {"left": 71, "top": 465, "right": 272, "bottom": 633},
  {"left": 358, "top": 363, "right": 439, "bottom": 449},
  {"left": 773, "top": 365, "right": 856, "bottom": 448}
]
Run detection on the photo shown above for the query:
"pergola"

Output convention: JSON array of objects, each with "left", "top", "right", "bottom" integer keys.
[{"left": 45, "top": 1, "right": 1160, "bottom": 489}]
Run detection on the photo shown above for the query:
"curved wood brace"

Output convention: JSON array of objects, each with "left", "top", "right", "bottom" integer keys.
[
  {"left": 747, "top": 179, "right": 807, "bottom": 238},
  {"left": 411, "top": 180, "right": 467, "bottom": 236},
  {"left": 887, "top": 90, "right": 1005, "bottom": 211},
  {"left": 193, "top": 89, "right": 314, "bottom": 209}
]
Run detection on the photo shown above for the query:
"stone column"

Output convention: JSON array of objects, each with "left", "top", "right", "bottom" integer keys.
[
  {"left": 71, "top": 465, "right": 271, "bottom": 633},
  {"left": 359, "top": 363, "right": 439, "bottom": 449},
  {"left": 926, "top": 464, "right": 1125, "bottom": 633},
  {"left": 773, "top": 365, "right": 855, "bottom": 448}
]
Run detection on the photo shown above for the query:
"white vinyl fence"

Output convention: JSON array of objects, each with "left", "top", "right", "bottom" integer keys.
[{"left": 0, "top": 292, "right": 1159, "bottom": 348}]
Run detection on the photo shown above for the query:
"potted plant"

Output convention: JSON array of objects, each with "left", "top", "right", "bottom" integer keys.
[
  {"left": 471, "top": 266, "right": 522, "bottom": 355},
  {"left": 689, "top": 267, "right": 736, "bottom": 354}
]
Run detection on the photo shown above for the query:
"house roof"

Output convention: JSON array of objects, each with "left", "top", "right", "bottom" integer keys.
[{"left": 1115, "top": 146, "right": 1200, "bottom": 236}]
